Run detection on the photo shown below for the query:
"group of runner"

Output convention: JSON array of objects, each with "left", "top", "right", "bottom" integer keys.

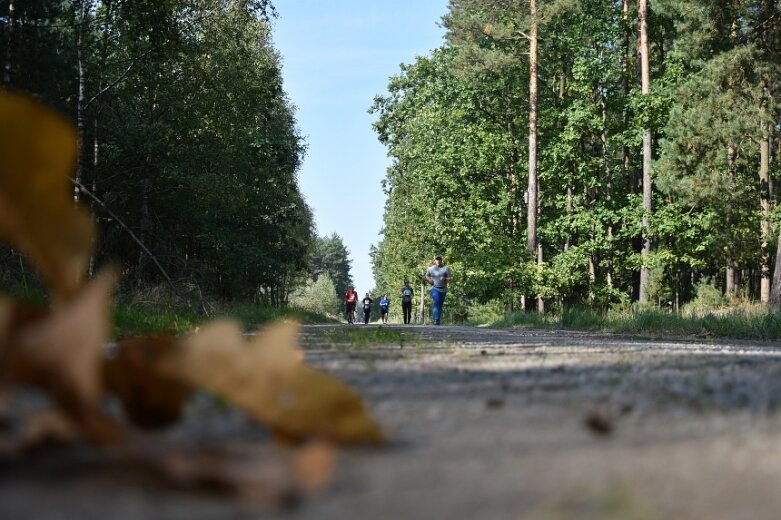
[{"left": 343, "top": 255, "right": 452, "bottom": 326}]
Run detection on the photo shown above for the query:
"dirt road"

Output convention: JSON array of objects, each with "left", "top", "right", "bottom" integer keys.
[{"left": 5, "top": 324, "right": 781, "bottom": 519}]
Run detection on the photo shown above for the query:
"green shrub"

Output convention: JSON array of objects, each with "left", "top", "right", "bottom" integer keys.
[{"left": 288, "top": 274, "right": 341, "bottom": 317}]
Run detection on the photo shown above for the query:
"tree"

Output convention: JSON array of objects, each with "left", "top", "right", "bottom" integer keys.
[
  {"left": 312, "top": 234, "right": 353, "bottom": 299},
  {"left": 638, "top": 0, "right": 652, "bottom": 304},
  {"left": 289, "top": 273, "right": 340, "bottom": 316},
  {"left": 0, "top": 0, "right": 316, "bottom": 303}
]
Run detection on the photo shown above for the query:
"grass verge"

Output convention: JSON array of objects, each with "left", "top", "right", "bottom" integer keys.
[
  {"left": 492, "top": 305, "right": 781, "bottom": 340},
  {"left": 313, "top": 327, "right": 420, "bottom": 349},
  {"left": 112, "top": 301, "right": 338, "bottom": 338}
]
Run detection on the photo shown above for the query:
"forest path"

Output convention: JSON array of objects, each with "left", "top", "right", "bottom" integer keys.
[
  {"left": 5, "top": 324, "right": 781, "bottom": 519},
  {"left": 293, "top": 324, "right": 781, "bottom": 520}
]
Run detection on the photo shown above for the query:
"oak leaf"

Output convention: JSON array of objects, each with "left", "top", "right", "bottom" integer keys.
[
  {"left": 104, "top": 335, "right": 194, "bottom": 430},
  {"left": 0, "top": 90, "right": 94, "bottom": 300},
  {"left": 158, "top": 320, "right": 385, "bottom": 444},
  {"left": 0, "top": 269, "right": 122, "bottom": 444}
]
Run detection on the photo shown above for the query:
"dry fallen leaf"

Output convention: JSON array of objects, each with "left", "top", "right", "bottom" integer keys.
[
  {"left": 21, "top": 410, "right": 82, "bottom": 451},
  {"left": 293, "top": 440, "right": 337, "bottom": 493},
  {"left": 104, "top": 335, "right": 193, "bottom": 430},
  {"left": 129, "top": 438, "right": 332, "bottom": 505},
  {"left": 158, "top": 319, "right": 385, "bottom": 445},
  {"left": 0, "top": 90, "right": 94, "bottom": 300},
  {"left": 0, "top": 269, "right": 122, "bottom": 444}
]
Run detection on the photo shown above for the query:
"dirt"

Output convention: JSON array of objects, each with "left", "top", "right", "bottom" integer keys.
[{"left": 4, "top": 324, "right": 781, "bottom": 519}]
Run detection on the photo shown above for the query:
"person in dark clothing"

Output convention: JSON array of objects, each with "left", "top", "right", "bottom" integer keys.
[
  {"left": 361, "top": 293, "right": 374, "bottom": 325},
  {"left": 400, "top": 279, "right": 414, "bottom": 324}
]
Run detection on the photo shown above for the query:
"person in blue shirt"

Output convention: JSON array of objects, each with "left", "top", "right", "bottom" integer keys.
[
  {"left": 379, "top": 294, "right": 390, "bottom": 324},
  {"left": 425, "top": 255, "right": 452, "bottom": 326}
]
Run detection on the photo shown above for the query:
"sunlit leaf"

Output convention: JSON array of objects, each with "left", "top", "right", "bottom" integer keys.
[
  {"left": 158, "top": 320, "right": 385, "bottom": 444},
  {"left": 0, "top": 90, "right": 94, "bottom": 300}
]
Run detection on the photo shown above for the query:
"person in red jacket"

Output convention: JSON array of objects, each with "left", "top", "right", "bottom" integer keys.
[{"left": 344, "top": 286, "right": 358, "bottom": 324}]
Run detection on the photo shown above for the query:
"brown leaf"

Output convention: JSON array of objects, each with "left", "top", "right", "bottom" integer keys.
[
  {"left": 21, "top": 410, "right": 81, "bottom": 451},
  {"left": 159, "top": 320, "right": 385, "bottom": 445},
  {"left": 0, "top": 269, "right": 123, "bottom": 444},
  {"left": 293, "top": 441, "right": 337, "bottom": 493},
  {"left": 129, "top": 439, "right": 306, "bottom": 506},
  {"left": 0, "top": 90, "right": 94, "bottom": 300},
  {"left": 104, "top": 335, "right": 193, "bottom": 430}
]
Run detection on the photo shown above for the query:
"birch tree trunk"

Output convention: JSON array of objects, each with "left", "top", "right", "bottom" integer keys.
[
  {"left": 638, "top": 0, "right": 653, "bottom": 304},
  {"left": 771, "top": 226, "right": 781, "bottom": 306},
  {"left": 3, "top": 0, "right": 14, "bottom": 85},
  {"left": 726, "top": 145, "right": 737, "bottom": 296},
  {"left": 760, "top": 122, "right": 771, "bottom": 303},
  {"left": 73, "top": 0, "right": 90, "bottom": 204}
]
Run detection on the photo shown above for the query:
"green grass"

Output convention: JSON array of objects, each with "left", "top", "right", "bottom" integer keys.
[
  {"left": 313, "top": 327, "right": 420, "bottom": 349},
  {"left": 112, "top": 301, "right": 338, "bottom": 338},
  {"left": 112, "top": 303, "right": 202, "bottom": 337},
  {"left": 491, "top": 305, "right": 781, "bottom": 340}
]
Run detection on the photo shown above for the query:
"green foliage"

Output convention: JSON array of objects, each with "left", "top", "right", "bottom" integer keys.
[
  {"left": 684, "top": 279, "right": 727, "bottom": 313},
  {"left": 489, "top": 305, "right": 781, "bottom": 340},
  {"left": 113, "top": 299, "right": 338, "bottom": 338},
  {"left": 1, "top": 0, "right": 314, "bottom": 304},
  {"left": 371, "top": 0, "right": 781, "bottom": 312},
  {"left": 289, "top": 273, "right": 341, "bottom": 317},
  {"left": 312, "top": 234, "right": 353, "bottom": 298}
]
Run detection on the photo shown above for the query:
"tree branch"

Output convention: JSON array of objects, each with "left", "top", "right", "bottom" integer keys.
[
  {"left": 72, "top": 179, "right": 173, "bottom": 285},
  {"left": 84, "top": 50, "right": 152, "bottom": 110}
]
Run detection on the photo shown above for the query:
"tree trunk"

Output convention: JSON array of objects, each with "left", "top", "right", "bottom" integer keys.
[
  {"left": 726, "top": 144, "right": 737, "bottom": 297},
  {"left": 771, "top": 226, "right": 781, "bottom": 306},
  {"left": 527, "top": 0, "right": 541, "bottom": 312},
  {"left": 73, "top": 0, "right": 89, "bottom": 204},
  {"left": 760, "top": 122, "right": 771, "bottom": 303},
  {"left": 623, "top": 0, "right": 633, "bottom": 191},
  {"left": 638, "top": 0, "right": 652, "bottom": 305},
  {"left": 419, "top": 282, "right": 425, "bottom": 323},
  {"left": 3, "top": 0, "right": 14, "bottom": 85},
  {"left": 601, "top": 94, "right": 613, "bottom": 290}
]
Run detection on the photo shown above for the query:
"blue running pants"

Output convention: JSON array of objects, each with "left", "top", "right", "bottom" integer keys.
[{"left": 430, "top": 287, "right": 446, "bottom": 325}]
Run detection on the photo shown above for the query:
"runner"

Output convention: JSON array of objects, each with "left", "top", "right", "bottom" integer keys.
[
  {"left": 344, "top": 285, "right": 358, "bottom": 324},
  {"left": 400, "top": 280, "right": 414, "bottom": 324},
  {"left": 379, "top": 294, "right": 390, "bottom": 324},
  {"left": 426, "top": 255, "right": 452, "bottom": 325},
  {"left": 361, "top": 293, "right": 374, "bottom": 325}
]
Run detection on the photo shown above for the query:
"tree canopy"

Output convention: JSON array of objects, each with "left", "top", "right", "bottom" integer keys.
[
  {"left": 371, "top": 0, "right": 781, "bottom": 311},
  {"left": 0, "top": 0, "right": 315, "bottom": 303}
]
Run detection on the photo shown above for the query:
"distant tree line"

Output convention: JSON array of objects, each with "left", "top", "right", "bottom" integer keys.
[
  {"left": 0, "top": 0, "right": 315, "bottom": 303},
  {"left": 371, "top": 0, "right": 781, "bottom": 312}
]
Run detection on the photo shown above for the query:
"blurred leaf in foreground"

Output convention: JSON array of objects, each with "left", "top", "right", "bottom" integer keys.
[
  {"left": 0, "top": 269, "right": 122, "bottom": 444},
  {"left": 0, "top": 90, "right": 94, "bottom": 300},
  {"left": 158, "top": 320, "right": 385, "bottom": 445},
  {"left": 104, "top": 335, "right": 194, "bottom": 430}
]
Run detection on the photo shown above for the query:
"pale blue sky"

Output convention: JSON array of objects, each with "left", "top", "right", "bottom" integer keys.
[{"left": 273, "top": 1, "right": 449, "bottom": 295}]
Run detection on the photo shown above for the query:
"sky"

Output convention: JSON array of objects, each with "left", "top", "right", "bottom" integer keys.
[{"left": 272, "top": 0, "right": 449, "bottom": 295}]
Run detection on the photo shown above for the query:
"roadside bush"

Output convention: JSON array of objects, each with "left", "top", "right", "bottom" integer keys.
[
  {"left": 683, "top": 279, "right": 726, "bottom": 315},
  {"left": 289, "top": 274, "right": 340, "bottom": 316}
]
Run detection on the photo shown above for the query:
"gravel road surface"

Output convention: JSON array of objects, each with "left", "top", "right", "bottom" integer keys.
[{"left": 4, "top": 324, "right": 781, "bottom": 520}]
